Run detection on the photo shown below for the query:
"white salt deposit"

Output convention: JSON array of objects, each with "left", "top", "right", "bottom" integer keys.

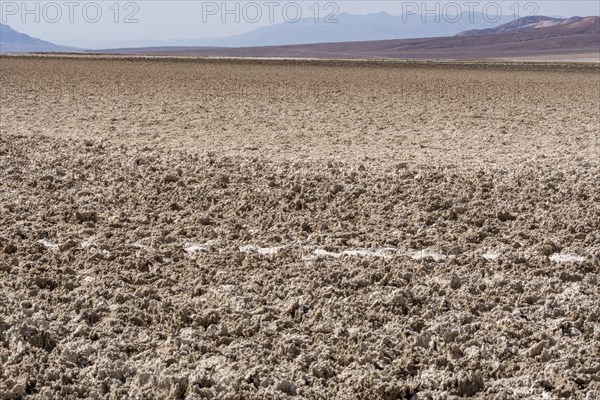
[
  {"left": 183, "top": 240, "right": 217, "bottom": 254},
  {"left": 549, "top": 253, "right": 585, "bottom": 263},
  {"left": 409, "top": 249, "right": 447, "bottom": 261},
  {"left": 239, "top": 244, "right": 287, "bottom": 255},
  {"left": 483, "top": 248, "right": 502, "bottom": 261},
  {"left": 132, "top": 241, "right": 153, "bottom": 251},
  {"left": 81, "top": 238, "right": 96, "bottom": 249},
  {"left": 37, "top": 239, "right": 59, "bottom": 251},
  {"left": 309, "top": 247, "right": 397, "bottom": 259}
]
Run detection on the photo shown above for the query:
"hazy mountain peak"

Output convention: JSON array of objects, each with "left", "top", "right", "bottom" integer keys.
[{"left": 0, "top": 23, "right": 79, "bottom": 52}]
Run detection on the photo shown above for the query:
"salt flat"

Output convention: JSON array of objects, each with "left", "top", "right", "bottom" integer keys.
[{"left": 0, "top": 56, "right": 599, "bottom": 399}]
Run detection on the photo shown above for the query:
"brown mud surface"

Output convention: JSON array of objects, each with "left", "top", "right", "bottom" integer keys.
[{"left": 1, "top": 56, "right": 599, "bottom": 399}]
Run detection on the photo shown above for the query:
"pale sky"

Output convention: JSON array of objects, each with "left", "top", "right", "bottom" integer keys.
[{"left": 2, "top": 1, "right": 599, "bottom": 48}]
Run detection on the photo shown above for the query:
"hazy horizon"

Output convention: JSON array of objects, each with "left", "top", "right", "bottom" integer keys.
[{"left": 1, "top": 1, "right": 599, "bottom": 49}]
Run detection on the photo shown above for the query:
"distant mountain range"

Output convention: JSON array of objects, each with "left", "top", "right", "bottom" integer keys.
[
  {"left": 108, "top": 11, "right": 513, "bottom": 48},
  {"left": 0, "top": 23, "right": 78, "bottom": 52},
  {"left": 1, "top": 15, "right": 599, "bottom": 60},
  {"left": 2, "top": 11, "right": 512, "bottom": 52},
  {"left": 96, "top": 16, "right": 599, "bottom": 60},
  {"left": 210, "top": 11, "right": 512, "bottom": 46}
]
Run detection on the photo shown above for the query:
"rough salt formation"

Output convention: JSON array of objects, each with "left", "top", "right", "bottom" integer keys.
[{"left": 0, "top": 57, "right": 599, "bottom": 399}]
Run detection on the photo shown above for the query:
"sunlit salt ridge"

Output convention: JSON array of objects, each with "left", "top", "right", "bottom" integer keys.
[{"left": 34, "top": 237, "right": 587, "bottom": 264}]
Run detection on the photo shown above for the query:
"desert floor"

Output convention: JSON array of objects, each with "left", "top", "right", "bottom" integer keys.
[{"left": 0, "top": 56, "right": 599, "bottom": 399}]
